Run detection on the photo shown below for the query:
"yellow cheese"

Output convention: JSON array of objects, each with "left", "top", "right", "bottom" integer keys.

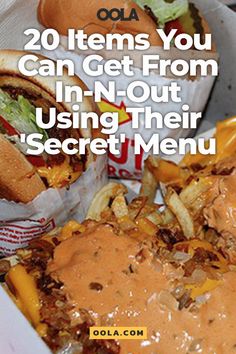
[
  {"left": 7, "top": 264, "right": 40, "bottom": 327},
  {"left": 175, "top": 239, "right": 228, "bottom": 272},
  {"left": 37, "top": 157, "right": 81, "bottom": 188},
  {"left": 36, "top": 323, "right": 48, "bottom": 337},
  {"left": 60, "top": 220, "right": 86, "bottom": 240},
  {"left": 177, "top": 239, "right": 213, "bottom": 257},
  {"left": 186, "top": 278, "right": 221, "bottom": 300},
  {"left": 181, "top": 116, "right": 236, "bottom": 167},
  {"left": 136, "top": 217, "right": 157, "bottom": 236}
]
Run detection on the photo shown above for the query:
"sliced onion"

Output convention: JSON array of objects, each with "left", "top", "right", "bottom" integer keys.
[
  {"left": 188, "top": 338, "right": 203, "bottom": 352},
  {"left": 58, "top": 342, "right": 83, "bottom": 354},
  {"left": 172, "top": 285, "right": 185, "bottom": 300},
  {"left": 158, "top": 290, "right": 179, "bottom": 311},
  {"left": 195, "top": 293, "right": 211, "bottom": 305},
  {"left": 192, "top": 269, "right": 207, "bottom": 284},
  {"left": 164, "top": 264, "right": 185, "bottom": 281},
  {"left": 173, "top": 251, "right": 191, "bottom": 263}
]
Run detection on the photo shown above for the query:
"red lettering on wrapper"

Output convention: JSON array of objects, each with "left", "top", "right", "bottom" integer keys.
[
  {"left": 109, "top": 138, "right": 129, "bottom": 165},
  {"left": 109, "top": 138, "right": 144, "bottom": 178},
  {"left": 0, "top": 219, "right": 55, "bottom": 256}
]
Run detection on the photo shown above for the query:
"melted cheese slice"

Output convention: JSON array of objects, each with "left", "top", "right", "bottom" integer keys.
[
  {"left": 181, "top": 116, "right": 236, "bottom": 166},
  {"left": 37, "top": 157, "right": 82, "bottom": 188},
  {"left": 7, "top": 264, "right": 40, "bottom": 327}
]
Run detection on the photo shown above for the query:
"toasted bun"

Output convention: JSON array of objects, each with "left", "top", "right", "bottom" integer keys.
[
  {"left": 38, "top": 0, "right": 163, "bottom": 46},
  {"left": 0, "top": 134, "right": 46, "bottom": 203},
  {"left": 0, "top": 49, "right": 99, "bottom": 202}
]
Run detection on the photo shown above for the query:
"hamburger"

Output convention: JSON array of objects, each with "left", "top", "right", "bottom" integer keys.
[
  {"left": 38, "top": 0, "right": 212, "bottom": 49},
  {"left": 0, "top": 50, "right": 98, "bottom": 203}
]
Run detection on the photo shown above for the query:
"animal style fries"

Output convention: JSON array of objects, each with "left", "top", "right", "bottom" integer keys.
[
  {"left": 3, "top": 117, "right": 236, "bottom": 354},
  {"left": 142, "top": 116, "right": 236, "bottom": 263}
]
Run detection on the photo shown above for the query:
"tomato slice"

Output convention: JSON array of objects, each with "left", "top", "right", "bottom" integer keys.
[
  {"left": 165, "top": 19, "right": 185, "bottom": 36},
  {"left": 27, "top": 155, "right": 45, "bottom": 167},
  {"left": 0, "top": 115, "right": 19, "bottom": 136}
]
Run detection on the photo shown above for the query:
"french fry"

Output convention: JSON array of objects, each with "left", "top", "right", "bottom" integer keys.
[
  {"left": 86, "top": 183, "right": 127, "bottom": 221},
  {"left": 146, "top": 211, "right": 163, "bottom": 226},
  {"left": 148, "top": 159, "right": 183, "bottom": 185},
  {"left": 111, "top": 194, "right": 129, "bottom": 219},
  {"left": 140, "top": 158, "right": 159, "bottom": 203},
  {"left": 165, "top": 188, "right": 194, "bottom": 239},
  {"left": 116, "top": 215, "right": 136, "bottom": 231},
  {"left": 160, "top": 207, "right": 175, "bottom": 225},
  {"left": 136, "top": 217, "right": 157, "bottom": 236},
  {"left": 128, "top": 197, "right": 148, "bottom": 220},
  {"left": 179, "top": 177, "right": 213, "bottom": 208}
]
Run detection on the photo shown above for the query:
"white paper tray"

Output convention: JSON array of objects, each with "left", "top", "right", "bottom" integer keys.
[{"left": 0, "top": 287, "right": 50, "bottom": 354}]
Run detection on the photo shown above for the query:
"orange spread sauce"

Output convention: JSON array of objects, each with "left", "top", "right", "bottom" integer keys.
[{"left": 48, "top": 225, "right": 236, "bottom": 353}]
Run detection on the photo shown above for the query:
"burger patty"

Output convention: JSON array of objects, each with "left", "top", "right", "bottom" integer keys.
[
  {"left": 189, "top": 3, "right": 205, "bottom": 43},
  {"left": 144, "top": 5, "right": 158, "bottom": 25},
  {"left": 2, "top": 85, "right": 40, "bottom": 102}
]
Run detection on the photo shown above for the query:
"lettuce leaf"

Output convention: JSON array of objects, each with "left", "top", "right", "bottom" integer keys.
[
  {"left": 134, "top": 0, "right": 189, "bottom": 26},
  {"left": 0, "top": 89, "right": 48, "bottom": 141}
]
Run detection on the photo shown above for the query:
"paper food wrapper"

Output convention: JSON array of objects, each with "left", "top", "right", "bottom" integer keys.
[
  {"left": 0, "top": 156, "right": 107, "bottom": 256},
  {"left": 0, "top": 1, "right": 109, "bottom": 256}
]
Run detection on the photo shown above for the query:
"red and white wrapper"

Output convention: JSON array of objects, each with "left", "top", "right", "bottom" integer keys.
[{"left": 0, "top": 156, "right": 107, "bottom": 256}]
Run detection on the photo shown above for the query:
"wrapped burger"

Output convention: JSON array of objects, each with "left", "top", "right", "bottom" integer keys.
[{"left": 0, "top": 50, "right": 107, "bottom": 255}]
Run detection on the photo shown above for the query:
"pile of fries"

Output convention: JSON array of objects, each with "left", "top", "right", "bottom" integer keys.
[
  {"left": 2, "top": 117, "right": 236, "bottom": 353},
  {"left": 87, "top": 118, "right": 236, "bottom": 243},
  {"left": 86, "top": 117, "right": 236, "bottom": 287},
  {"left": 139, "top": 117, "right": 236, "bottom": 244}
]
